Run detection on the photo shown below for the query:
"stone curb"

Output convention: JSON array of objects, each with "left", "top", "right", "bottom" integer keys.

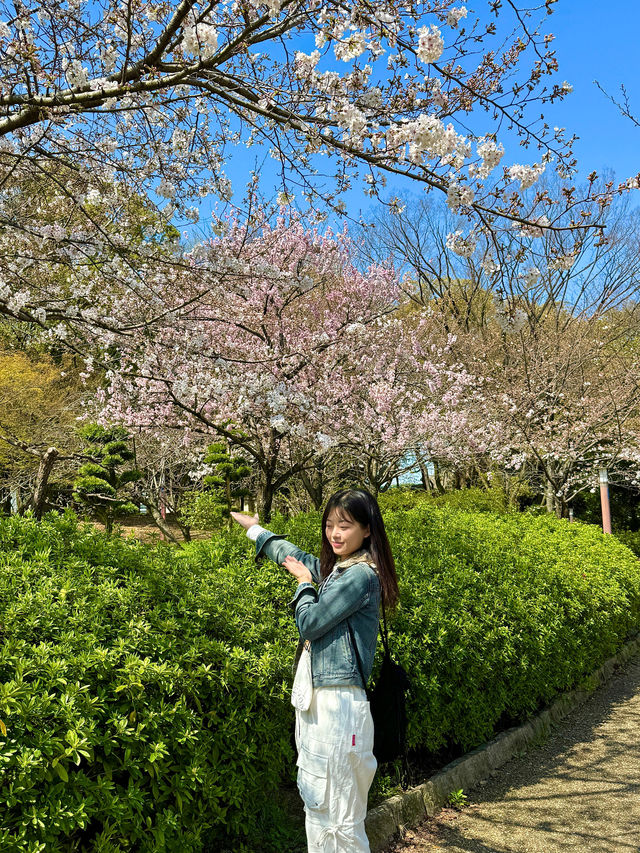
[{"left": 364, "top": 630, "right": 640, "bottom": 852}]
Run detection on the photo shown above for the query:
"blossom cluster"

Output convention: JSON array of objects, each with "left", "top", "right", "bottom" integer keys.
[
  {"left": 417, "top": 25, "right": 444, "bottom": 64},
  {"left": 473, "top": 138, "right": 505, "bottom": 179},
  {"left": 447, "top": 6, "right": 468, "bottom": 27},
  {"left": 446, "top": 230, "right": 477, "bottom": 257},
  {"left": 447, "top": 182, "right": 475, "bottom": 210},
  {"left": 548, "top": 254, "right": 576, "bottom": 271},
  {"left": 0, "top": 0, "right": 591, "bottom": 248},
  {"left": 509, "top": 162, "right": 546, "bottom": 190},
  {"left": 387, "top": 114, "right": 470, "bottom": 168},
  {"left": 182, "top": 19, "right": 219, "bottom": 59}
]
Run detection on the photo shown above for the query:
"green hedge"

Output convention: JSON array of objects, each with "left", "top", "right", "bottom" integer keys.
[
  {"left": 1, "top": 506, "right": 640, "bottom": 851},
  {"left": 616, "top": 529, "right": 640, "bottom": 558},
  {"left": 0, "top": 512, "right": 299, "bottom": 853},
  {"left": 377, "top": 485, "right": 514, "bottom": 514},
  {"left": 386, "top": 508, "right": 640, "bottom": 750},
  {"left": 271, "top": 506, "right": 640, "bottom": 752}
]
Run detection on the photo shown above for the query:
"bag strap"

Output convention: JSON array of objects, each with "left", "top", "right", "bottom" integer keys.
[
  {"left": 346, "top": 597, "right": 389, "bottom": 690},
  {"left": 379, "top": 593, "right": 391, "bottom": 658},
  {"left": 346, "top": 619, "right": 368, "bottom": 690}
]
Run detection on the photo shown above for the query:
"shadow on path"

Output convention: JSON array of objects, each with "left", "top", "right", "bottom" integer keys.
[{"left": 388, "top": 652, "right": 640, "bottom": 853}]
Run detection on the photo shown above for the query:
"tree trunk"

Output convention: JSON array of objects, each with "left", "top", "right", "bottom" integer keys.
[
  {"left": 29, "top": 446, "right": 59, "bottom": 520},
  {"left": 147, "top": 501, "right": 184, "bottom": 547},
  {"left": 300, "top": 468, "right": 324, "bottom": 510},
  {"left": 365, "top": 458, "right": 381, "bottom": 497},
  {"left": 432, "top": 461, "right": 445, "bottom": 494},
  {"left": 472, "top": 462, "right": 491, "bottom": 491},
  {"left": 258, "top": 479, "right": 276, "bottom": 523},
  {"left": 418, "top": 460, "right": 432, "bottom": 492},
  {"left": 545, "top": 478, "right": 555, "bottom": 514},
  {"left": 173, "top": 516, "right": 192, "bottom": 542}
]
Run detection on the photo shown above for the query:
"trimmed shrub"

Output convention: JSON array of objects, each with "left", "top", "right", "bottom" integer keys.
[
  {"left": 616, "top": 529, "right": 640, "bottom": 558},
  {"left": 377, "top": 485, "right": 514, "bottom": 514},
  {"left": 272, "top": 506, "right": 640, "bottom": 752},
  {"left": 0, "top": 511, "right": 299, "bottom": 853},
  {"left": 385, "top": 509, "right": 640, "bottom": 751}
]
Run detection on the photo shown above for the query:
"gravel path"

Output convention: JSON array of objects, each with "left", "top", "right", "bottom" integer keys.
[{"left": 386, "top": 652, "right": 640, "bottom": 853}]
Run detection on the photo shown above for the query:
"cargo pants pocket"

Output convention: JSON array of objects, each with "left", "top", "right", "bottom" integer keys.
[{"left": 296, "top": 746, "right": 329, "bottom": 811}]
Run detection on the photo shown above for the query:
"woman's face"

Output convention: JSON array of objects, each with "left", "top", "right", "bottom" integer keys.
[{"left": 325, "top": 508, "right": 370, "bottom": 560}]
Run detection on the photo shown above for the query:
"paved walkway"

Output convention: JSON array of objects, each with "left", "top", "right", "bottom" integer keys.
[{"left": 387, "top": 652, "right": 640, "bottom": 853}]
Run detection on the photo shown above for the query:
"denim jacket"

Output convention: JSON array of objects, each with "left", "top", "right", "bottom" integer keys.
[{"left": 255, "top": 529, "right": 381, "bottom": 689}]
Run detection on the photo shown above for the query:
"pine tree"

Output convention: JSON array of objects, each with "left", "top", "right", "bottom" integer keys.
[
  {"left": 73, "top": 424, "right": 142, "bottom": 534},
  {"left": 179, "top": 442, "right": 251, "bottom": 532}
]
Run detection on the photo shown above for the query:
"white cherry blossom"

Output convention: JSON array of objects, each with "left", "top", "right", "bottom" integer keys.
[
  {"left": 509, "top": 162, "right": 546, "bottom": 190},
  {"left": 447, "top": 7, "right": 468, "bottom": 27},
  {"left": 446, "top": 229, "right": 476, "bottom": 257},
  {"left": 417, "top": 25, "right": 444, "bottom": 64}
]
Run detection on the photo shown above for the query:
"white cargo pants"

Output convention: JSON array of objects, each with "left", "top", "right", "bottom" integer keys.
[{"left": 295, "top": 686, "right": 377, "bottom": 852}]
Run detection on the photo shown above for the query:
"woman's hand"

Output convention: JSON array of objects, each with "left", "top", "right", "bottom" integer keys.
[
  {"left": 282, "top": 555, "right": 313, "bottom": 585},
  {"left": 230, "top": 511, "right": 260, "bottom": 530}
]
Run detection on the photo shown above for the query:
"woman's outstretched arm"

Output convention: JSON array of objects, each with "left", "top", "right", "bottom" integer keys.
[{"left": 230, "top": 512, "right": 321, "bottom": 583}]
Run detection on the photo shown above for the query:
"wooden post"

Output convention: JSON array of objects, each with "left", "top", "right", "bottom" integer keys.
[{"left": 599, "top": 469, "right": 612, "bottom": 534}]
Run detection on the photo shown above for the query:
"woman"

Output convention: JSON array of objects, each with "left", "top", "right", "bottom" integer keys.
[{"left": 231, "top": 488, "right": 399, "bottom": 852}]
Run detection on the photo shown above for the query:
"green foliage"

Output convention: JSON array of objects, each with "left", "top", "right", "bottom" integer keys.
[
  {"left": 427, "top": 485, "right": 514, "bottom": 513},
  {"left": 447, "top": 789, "right": 468, "bottom": 809},
  {"left": 177, "top": 490, "right": 227, "bottom": 532},
  {"left": 2, "top": 504, "right": 640, "bottom": 850},
  {"left": 73, "top": 424, "right": 142, "bottom": 534},
  {"left": 384, "top": 508, "right": 640, "bottom": 753},
  {"left": 572, "top": 485, "right": 640, "bottom": 531},
  {"left": 376, "top": 487, "right": 435, "bottom": 512},
  {"left": 0, "top": 511, "right": 300, "bottom": 852},
  {"left": 377, "top": 485, "right": 514, "bottom": 514},
  {"left": 178, "top": 443, "right": 251, "bottom": 532},
  {"left": 616, "top": 529, "right": 640, "bottom": 558},
  {"left": 267, "top": 504, "right": 640, "bottom": 755}
]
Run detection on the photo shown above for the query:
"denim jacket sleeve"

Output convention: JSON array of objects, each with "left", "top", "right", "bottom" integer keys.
[
  {"left": 290, "top": 562, "right": 377, "bottom": 641},
  {"left": 254, "top": 529, "right": 321, "bottom": 584}
]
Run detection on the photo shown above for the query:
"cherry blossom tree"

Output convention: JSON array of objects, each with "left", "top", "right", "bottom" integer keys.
[
  {"left": 360, "top": 184, "right": 640, "bottom": 510},
  {"left": 2, "top": 1, "right": 637, "bottom": 518},
  {"left": 90, "top": 217, "right": 404, "bottom": 518},
  {"left": 2, "top": 0, "right": 634, "bottom": 465},
  {"left": 453, "top": 187, "right": 640, "bottom": 517},
  {"left": 333, "top": 309, "right": 476, "bottom": 494},
  {"left": 0, "top": 0, "right": 625, "bottom": 346},
  {"left": 0, "top": 0, "right": 588, "bottom": 224}
]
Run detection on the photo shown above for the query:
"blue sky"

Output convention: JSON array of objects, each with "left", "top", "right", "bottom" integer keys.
[{"left": 542, "top": 0, "right": 639, "bottom": 183}]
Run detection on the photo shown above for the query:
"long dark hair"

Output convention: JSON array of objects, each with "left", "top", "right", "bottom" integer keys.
[{"left": 320, "top": 488, "right": 399, "bottom": 610}]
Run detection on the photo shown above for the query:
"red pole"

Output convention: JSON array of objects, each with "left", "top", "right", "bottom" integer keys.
[{"left": 599, "top": 469, "right": 612, "bottom": 534}]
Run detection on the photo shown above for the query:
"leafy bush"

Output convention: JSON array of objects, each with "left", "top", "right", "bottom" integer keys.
[
  {"left": 0, "top": 511, "right": 300, "bottom": 853},
  {"left": 616, "top": 529, "right": 640, "bottom": 558},
  {"left": 385, "top": 509, "right": 640, "bottom": 752},
  {"left": 377, "top": 485, "right": 514, "bottom": 514},
  {"left": 375, "top": 487, "right": 435, "bottom": 512},
  {"left": 428, "top": 485, "right": 514, "bottom": 514},
  {"left": 177, "top": 489, "right": 228, "bottom": 532},
  {"left": 2, "top": 506, "right": 640, "bottom": 851}
]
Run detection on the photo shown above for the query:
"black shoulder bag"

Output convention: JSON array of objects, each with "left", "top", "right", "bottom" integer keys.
[{"left": 347, "top": 604, "right": 410, "bottom": 763}]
